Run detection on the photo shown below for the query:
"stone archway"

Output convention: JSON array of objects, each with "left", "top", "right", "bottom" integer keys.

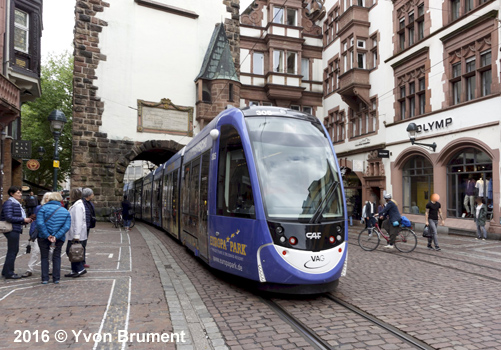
[{"left": 71, "top": 138, "right": 184, "bottom": 217}]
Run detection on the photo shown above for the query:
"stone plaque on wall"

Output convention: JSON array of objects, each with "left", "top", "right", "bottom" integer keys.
[{"left": 137, "top": 98, "right": 193, "bottom": 136}]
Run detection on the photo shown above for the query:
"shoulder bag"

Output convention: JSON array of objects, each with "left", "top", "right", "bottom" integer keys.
[
  {"left": 30, "top": 207, "right": 62, "bottom": 241},
  {"left": 0, "top": 220, "right": 13, "bottom": 233}
]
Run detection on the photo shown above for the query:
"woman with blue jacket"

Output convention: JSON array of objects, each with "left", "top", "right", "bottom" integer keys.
[
  {"left": 36, "top": 192, "right": 71, "bottom": 284},
  {"left": 1, "top": 186, "right": 33, "bottom": 279}
]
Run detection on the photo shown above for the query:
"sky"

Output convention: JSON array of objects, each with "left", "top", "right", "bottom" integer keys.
[{"left": 41, "top": 0, "right": 75, "bottom": 61}]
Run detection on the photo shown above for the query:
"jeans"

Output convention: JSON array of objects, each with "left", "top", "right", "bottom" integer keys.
[
  {"left": 2, "top": 231, "right": 20, "bottom": 277},
  {"left": 123, "top": 219, "right": 131, "bottom": 227},
  {"left": 427, "top": 219, "right": 439, "bottom": 248},
  {"left": 476, "top": 224, "right": 487, "bottom": 239},
  {"left": 366, "top": 217, "right": 376, "bottom": 228},
  {"left": 66, "top": 240, "right": 87, "bottom": 273},
  {"left": 38, "top": 238, "right": 64, "bottom": 282}
]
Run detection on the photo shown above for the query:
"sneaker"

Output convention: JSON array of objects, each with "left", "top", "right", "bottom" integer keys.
[
  {"left": 427, "top": 246, "right": 434, "bottom": 250},
  {"left": 41, "top": 281, "right": 48, "bottom": 284},
  {"left": 83, "top": 264, "right": 90, "bottom": 268},
  {"left": 482, "top": 238, "right": 486, "bottom": 241},
  {"left": 475, "top": 237, "right": 479, "bottom": 240},
  {"left": 435, "top": 247, "right": 441, "bottom": 251},
  {"left": 53, "top": 280, "right": 59, "bottom": 284},
  {"left": 384, "top": 244, "right": 394, "bottom": 249}
]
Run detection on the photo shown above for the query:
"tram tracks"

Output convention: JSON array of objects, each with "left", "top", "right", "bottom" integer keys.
[
  {"left": 263, "top": 294, "right": 435, "bottom": 350},
  {"left": 347, "top": 240, "right": 501, "bottom": 284}
]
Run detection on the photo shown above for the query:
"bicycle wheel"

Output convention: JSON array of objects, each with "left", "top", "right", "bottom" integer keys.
[
  {"left": 129, "top": 216, "right": 135, "bottom": 229},
  {"left": 114, "top": 213, "right": 119, "bottom": 228},
  {"left": 358, "top": 228, "right": 380, "bottom": 251},
  {"left": 395, "top": 228, "right": 417, "bottom": 253}
]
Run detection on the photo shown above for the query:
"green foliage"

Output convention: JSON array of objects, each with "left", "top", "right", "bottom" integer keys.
[{"left": 21, "top": 52, "right": 73, "bottom": 189}]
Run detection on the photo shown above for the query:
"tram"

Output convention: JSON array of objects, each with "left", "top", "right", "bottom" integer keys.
[{"left": 126, "top": 106, "right": 348, "bottom": 293}]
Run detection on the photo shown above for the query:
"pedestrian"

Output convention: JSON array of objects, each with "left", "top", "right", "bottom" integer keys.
[
  {"left": 1, "top": 186, "right": 33, "bottom": 279},
  {"left": 35, "top": 192, "right": 71, "bottom": 284},
  {"left": 22, "top": 192, "right": 53, "bottom": 277},
  {"left": 378, "top": 193, "right": 401, "bottom": 249},
  {"left": 82, "top": 188, "right": 96, "bottom": 269},
  {"left": 474, "top": 197, "right": 488, "bottom": 240},
  {"left": 25, "top": 191, "right": 38, "bottom": 217},
  {"left": 364, "top": 196, "right": 377, "bottom": 228},
  {"left": 425, "top": 193, "right": 444, "bottom": 251},
  {"left": 377, "top": 199, "right": 385, "bottom": 228},
  {"left": 65, "top": 188, "right": 88, "bottom": 278},
  {"left": 122, "top": 195, "right": 132, "bottom": 231}
]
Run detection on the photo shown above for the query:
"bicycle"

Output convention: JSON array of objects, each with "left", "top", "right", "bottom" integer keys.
[
  {"left": 108, "top": 207, "right": 122, "bottom": 228},
  {"left": 358, "top": 222, "right": 417, "bottom": 253}
]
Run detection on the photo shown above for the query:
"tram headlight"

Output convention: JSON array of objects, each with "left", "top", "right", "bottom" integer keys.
[
  {"left": 289, "top": 236, "right": 298, "bottom": 246},
  {"left": 336, "top": 235, "right": 342, "bottom": 241},
  {"left": 279, "top": 236, "right": 286, "bottom": 243},
  {"left": 329, "top": 236, "right": 335, "bottom": 244},
  {"left": 275, "top": 226, "right": 284, "bottom": 235},
  {"left": 336, "top": 225, "right": 342, "bottom": 234}
]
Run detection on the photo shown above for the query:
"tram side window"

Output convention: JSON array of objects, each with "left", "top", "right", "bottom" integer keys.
[
  {"left": 172, "top": 171, "right": 178, "bottom": 219},
  {"left": 217, "top": 125, "right": 256, "bottom": 219},
  {"left": 190, "top": 159, "right": 200, "bottom": 215},
  {"left": 201, "top": 152, "right": 210, "bottom": 222},
  {"left": 182, "top": 165, "right": 190, "bottom": 213}
]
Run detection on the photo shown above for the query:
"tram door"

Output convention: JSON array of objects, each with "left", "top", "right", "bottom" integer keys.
[{"left": 198, "top": 151, "right": 210, "bottom": 259}]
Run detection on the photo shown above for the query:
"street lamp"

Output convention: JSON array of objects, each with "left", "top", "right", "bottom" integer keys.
[
  {"left": 406, "top": 122, "right": 437, "bottom": 152},
  {"left": 37, "top": 146, "right": 46, "bottom": 160},
  {"left": 47, "top": 110, "right": 67, "bottom": 191}
]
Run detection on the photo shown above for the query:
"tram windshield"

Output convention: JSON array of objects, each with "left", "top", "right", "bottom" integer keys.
[{"left": 246, "top": 116, "right": 343, "bottom": 222}]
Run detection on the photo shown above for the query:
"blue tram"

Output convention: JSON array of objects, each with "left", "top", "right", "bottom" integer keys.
[{"left": 127, "top": 106, "right": 348, "bottom": 293}]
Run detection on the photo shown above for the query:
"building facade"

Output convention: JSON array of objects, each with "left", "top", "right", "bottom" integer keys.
[
  {"left": 239, "top": 0, "right": 500, "bottom": 234},
  {"left": 0, "top": 0, "right": 42, "bottom": 206}
]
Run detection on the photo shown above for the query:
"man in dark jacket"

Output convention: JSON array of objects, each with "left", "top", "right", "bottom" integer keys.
[
  {"left": 378, "top": 193, "right": 402, "bottom": 249},
  {"left": 364, "top": 196, "right": 377, "bottom": 228},
  {"left": 25, "top": 191, "right": 38, "bottom": 217},
  {"left": 82, "top": 188, "right": 96, "bottom": 268}
]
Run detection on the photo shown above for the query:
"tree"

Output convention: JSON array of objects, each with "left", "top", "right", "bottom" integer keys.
[{"left": 21, "top": 52, "right": 73, "bottom": 189}]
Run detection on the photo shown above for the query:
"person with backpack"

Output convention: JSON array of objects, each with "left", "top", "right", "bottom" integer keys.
[
  {"left": 377, "top": 193, "right": 402, "bottom": 249},
  {"left": 425, "top": 193, "right": 444, "bottom": 251},
  {"left": 36, "top": 192, "right": 71, "bottom": 284},
  {"left": 25, "top": 191, "right": 38, "bottom": 217}
]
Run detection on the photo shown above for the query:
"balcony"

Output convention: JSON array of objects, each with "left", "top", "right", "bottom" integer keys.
[
  {"left": 338, "top": 68, "right": 370, "bottom": 110},
  {"left": 338, "top": 6, "right": 370, "bottom": 37},
  {"left": 0, "top": 74, "right": 20, "bottom": 125}
]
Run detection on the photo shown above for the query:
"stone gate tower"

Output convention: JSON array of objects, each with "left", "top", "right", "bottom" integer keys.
[{"left": 71, "top": 0, "right": 240, "bottom": 214}]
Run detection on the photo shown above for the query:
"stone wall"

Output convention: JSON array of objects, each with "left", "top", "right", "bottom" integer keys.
[{"left": 223, "top": 0, "right": 240, "bottom": 72}]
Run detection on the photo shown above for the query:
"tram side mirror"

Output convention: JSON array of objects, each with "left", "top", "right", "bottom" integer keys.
[{"left": 210, "top": 129, "right": 220, "bottom": 140}]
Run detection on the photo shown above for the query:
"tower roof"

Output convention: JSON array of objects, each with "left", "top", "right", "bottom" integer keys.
[{"left": 195, "top": 23, "right": 239, "bottom": 82}]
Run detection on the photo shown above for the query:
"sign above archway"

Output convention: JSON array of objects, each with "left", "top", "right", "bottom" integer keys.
[{"left": 137, "top": 98, "right": 194, "bottom": 137}]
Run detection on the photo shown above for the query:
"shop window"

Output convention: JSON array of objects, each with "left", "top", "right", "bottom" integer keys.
[
  {"left": 216, "top": 125, "right": 255, "bottom": 219},
  {"left": 402, "top": 156, "right": 433, "bottom": 215},
  {"left": 447, "top": 148, "right": 492, "bottom": 218}
]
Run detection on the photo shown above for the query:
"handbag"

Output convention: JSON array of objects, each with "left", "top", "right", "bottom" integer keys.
[
  {"left": 68, "top": 241, "right": 85, "bottom": 262},
  {"left": 422, "top": 225, "right": 432, "bottom": 238},
  {"left": 31, "top": 207, "right": 62, "bottom": 241},
  {"left": 0, "top": 220, "right": 13, "bottom": 233}
]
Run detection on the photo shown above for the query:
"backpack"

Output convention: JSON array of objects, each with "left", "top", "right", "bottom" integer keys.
[{"left": 401, "top": 215, "right": 412, "bottom": 227}]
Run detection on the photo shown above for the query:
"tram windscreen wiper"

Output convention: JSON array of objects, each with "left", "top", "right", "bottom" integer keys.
[{"left": 309, "top": 180, "right": 339, "bottom": 224}]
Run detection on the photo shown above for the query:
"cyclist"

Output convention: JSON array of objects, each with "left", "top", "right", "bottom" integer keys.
[{"left": 378, "top": 193, "right": 402, "bottom": 249}]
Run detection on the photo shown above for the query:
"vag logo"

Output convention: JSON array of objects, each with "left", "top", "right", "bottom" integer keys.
[{"left": 306, "top": 232, "right": 322, "bottom": 239}]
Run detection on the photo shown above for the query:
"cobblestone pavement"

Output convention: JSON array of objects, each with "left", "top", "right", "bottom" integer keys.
[{"left": 1, "top": 221, "right": 500, "bottom": 349}]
